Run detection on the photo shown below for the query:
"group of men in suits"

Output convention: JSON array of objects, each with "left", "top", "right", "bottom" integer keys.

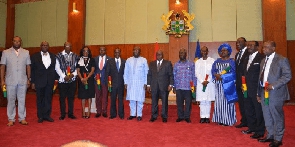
[{"left": 235, "top": 37, "right": 291, "bottom": 147}]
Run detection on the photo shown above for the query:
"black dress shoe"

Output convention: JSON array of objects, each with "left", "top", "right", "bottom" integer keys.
[
  {"left": 162, "top": 118, "right": 167, "bottom": 123},
  {"left": 102, "top": 113, "right": 108, "bottom": 118},
  {"left": 59, "top": 116, "right": 65, "bottom": 120},
  {"left": 250, "top": 133, "right": 263, "bottom": 139},
  {"left": 68, "top": 115, "right": 77, "bottom": 119},
  {"left": 95, "top": 113, "right": 101, "bottom": 118},
  {"left": 269, "top": 140, "right": 282, "bottom": 147},
  {"left": 200, "top": 118, "right": 205, "bottom": 123},
  {"left": 38, "top": 118, "right": 43, "bottom": 123},
  {"left": 109, "top": 116, "right": 116, "bottom": 119},
  {"left": 127, "top": 116, "right": 136, "bottom": 120},
  {"left": 176, "top": 118, "right": 183, "bottom": 122},
  {"left": 149, "top": 117, "right": 157, "bottom": 122},
  {"left": 241, "top": 129, "right": 255, "bottom": 134},
  {"left": 258, "top": 138, "right": 274, "bottom": 143},
  {"left": 185, "top": 118, "right": 191, "bottom": 123},
  {"left": 137, "top": 116, "right": 142, "bottom": 121},
  {"left": 44, "top": 117, "right": 54, "bottom": 122},
  {"left": 235, "top": 123, "right": 247, "bottom": 128},
  {"left": 119, "top": 116, "right": 124, "bottom": 120},
  {"left": 205, "top": 118, "right": 210, "bottom": 123}
]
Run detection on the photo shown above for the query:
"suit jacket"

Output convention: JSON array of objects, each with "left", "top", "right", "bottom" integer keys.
[
  {"left": 106, "top": 58, "right": 125, "bottom": 88},
  {"left": 243, "top": 52, "right": 264, "bottom": 98},
  {"left": 147, "top": 60, "right": 173, "bottom": 91},
  {"left": 0, "top": 48, "right": 31, "bottom": 86},
  {"left": 94, "top": 55, "right": 110, "bottom": 85},
  {"left": 31, "top": 52, "right": 57, "bottom": 88},
  {"left": 235, "top": 49, "right": 250, "bottom": 87},
  {"left": 257, "top": 53, "right": 292, "bottom": 101}
]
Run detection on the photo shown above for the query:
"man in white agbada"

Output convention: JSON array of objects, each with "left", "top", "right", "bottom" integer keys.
[
  {"left": 195, "top": 46, "right": 215, "bottom": 123},
  {"left": 124, "top": 47, "right": 149, "bottom": 121}
]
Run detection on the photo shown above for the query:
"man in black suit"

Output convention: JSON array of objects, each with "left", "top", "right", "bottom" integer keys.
[
  {"left": 235, "top": 37, "right": 249, "bottom": 128},
  {"left": 106, "top": 48, "right": 125, "bottom": 120},
  {"left": 31, "top": 41, "right": 56, "bottom": 123},
  {"left": 257, "top": 41, "right": 291, "bottom": 147},
  {"left": 147, "top": 50, "right": 173, "bottom": 123},
  {"left": 241, "top": 41, "right": 265, "bottom": 139}
]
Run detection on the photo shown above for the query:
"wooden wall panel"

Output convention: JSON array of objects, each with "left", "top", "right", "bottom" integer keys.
[
  {"left": 262, "top": 0, "right": 287, "bottom": 56},
  {"left": 287, "top": 40, "right": 295, "bottom": 102}
]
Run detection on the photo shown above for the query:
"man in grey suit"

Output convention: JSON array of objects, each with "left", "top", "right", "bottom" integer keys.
[
  {"left": 147, "top": 50, "right": 173, "bottom": 123},
  {"left": 0, "top": 36, "right": 31, "bottom": 126},
  {"left": 257, "top": 41, "right": 292, "bottom": 147}
]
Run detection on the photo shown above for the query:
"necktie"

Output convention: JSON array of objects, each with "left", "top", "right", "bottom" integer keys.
[
  {"left": 260, "top": 57, "right": 269, "bottom": 85},
  {"left": 99, "top": 57, "right": 103, "bottom": 70},
  {"left": 237, "top": 51, "right": 242, "bottom": 64},
  {"left": 157, "top": 62, "right": 160, "bottom": 72},
  {"left": 116, "top": 59, "right": 119, "bottom": 72},
  {"left": 246, "top": 55, "right": 252, "bottom": 70}
]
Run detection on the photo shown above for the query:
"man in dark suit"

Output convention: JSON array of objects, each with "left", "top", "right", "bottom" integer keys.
[
  {"left": 147, "top": 50, "right": 173, "bottom": 123},
  {"left": 31, "top": 41, "right": 56, "bottom": 123},
  {"left": 94, "top": 47, "right": 110, "bottom": 118},
  {"left": 240, "top": 41, "right": 265, "bottom": 139},
  {"left": 257, "top": 41, "right": 291, "bottom": 147},
  {"left": 235, "top": 37, "right": 249, "bottom": 128},
  {"left": 106, "top": 48, "right": 125, "bottom": 119}
]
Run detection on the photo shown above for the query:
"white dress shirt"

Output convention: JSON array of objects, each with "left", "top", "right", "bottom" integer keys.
[
  {"left": 247, "top": 51, "right": 258, "bottom": 70},
  {"left": 262, "top": 52, "right": 276, "bottom": 86},
  {"left": 41, "top": 51, "right": 51, "bottom": 69}
]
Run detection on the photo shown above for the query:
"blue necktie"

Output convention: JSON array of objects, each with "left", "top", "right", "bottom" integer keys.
[{"left": 116, "top": 60, "right": 119, "bottom": 72}]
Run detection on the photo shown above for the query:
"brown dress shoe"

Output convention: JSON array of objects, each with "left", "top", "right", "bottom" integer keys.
[
  {"left": 19, "top": 120, "right": 28, "bottom": 125},
  {"left": 7, "top": 121, "right": 14, "bottom": 126}
]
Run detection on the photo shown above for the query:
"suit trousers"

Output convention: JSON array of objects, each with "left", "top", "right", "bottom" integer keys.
[
  {"left": 237, "top": 86, "right": 247, "bottom": 124},
  {"left": 7, "top": 84, "right": 27, "bottom": 122},
  {"left": 151, "top": 88, "right": 168, "bottom": 119},
  {"left": 110, "top": 86, "right": 124, "bottom": 118},
  {"left": 261, "top": 91, "right": 285, "bottom": 141},
  {"left": 36, "top": 84, "right": 53, "bottom": 119},
  {"left": 95, "top": 84, "right": 108, "bottom": 114},
  {"left": 244, "top": 95, "right": 265, "bottom": 135},
  {"left": 58, "top": 81, "right": 77, "bottom": 117},
  {"left": 176, "top": 90, "right": 192, "bottom": 119}
]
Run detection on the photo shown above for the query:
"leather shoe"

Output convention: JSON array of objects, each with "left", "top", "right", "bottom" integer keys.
[
  {"left": 149, "top": 117, "right": 157, "bottom": 122},
  {"left": 95, "top": 113, "right": 101, "bottom": 118},
  {"left": 137, "top": 116, "right": 142, "bottom": 121},
  {"left": 59, "top": 116, "right": 65, "bottom": 120},
  {"left": 258, "top": 138, "right": 274, "bottom": 143},
  {"left": 127, "top": 116, "right": 136, "bottom": 120},
  {"left": 185, "top": 118, "right": 191, "bottom": 123},
  {"left": 68, "top": 115, "right": 77, "bottom": 119},
  {"left": 119, "top": 116, "right": 124, "bottom": 120},
  {"left": 200, "top": 118, "right": 205, "bottom": 123},
  {"left": 162, "top": 118, "right": 167, "bottom": 123},
  {"left": 176, "top": 118, "right": 183, "bottom": 122},
  {"left": 250, "top": 133, "right": 263, "bottom": 139},
  {"left": 44, "top": 117, "right": 54, "bottom": 122},
  {"left": 241, "top": 129, "right": 255, "bottom": 134},
  {"left": 102, "top": 113, "right": 108, "bottom": 118},
  {"left": 38, "top": 118, "right": 43, "bottom": 123},
  {"left": 109, "top": 116, "right": 116, "bottom": 119},
  {"left": 269, "top": 140, "right": 282, "bottom": 147},
  {"left": 235, "top": 123, "right": 247, "bottom": 128},
  {"left": 205, "top": 118, "right": 210, "bottom": 123}
]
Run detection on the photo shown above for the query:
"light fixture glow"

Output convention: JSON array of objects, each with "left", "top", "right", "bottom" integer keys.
[
  {"left": 73, "top": 2, "right": 78, "bottom": 12},
  {"left": 176, "top": 0, "right": 180, "bottom": 4}
]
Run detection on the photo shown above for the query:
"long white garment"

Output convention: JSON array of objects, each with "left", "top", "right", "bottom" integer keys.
[
  {"left": 195, "top": 57, "right": 215, "bottom": 101},
  {"left": 124, "top": 57, "right": 149, "bottom": 102}
]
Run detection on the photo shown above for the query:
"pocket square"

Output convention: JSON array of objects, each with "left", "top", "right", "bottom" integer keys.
[{"left": 254, "top": 63, "right": 259, "bottom": 65}]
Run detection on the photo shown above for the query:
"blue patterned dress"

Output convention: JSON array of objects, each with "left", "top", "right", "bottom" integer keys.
[{"left": 211, "top": 58, "right": 237, "bottom": 126}]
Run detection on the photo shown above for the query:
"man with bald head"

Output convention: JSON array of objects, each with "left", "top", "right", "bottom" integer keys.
[
  {"left": 257, "top": 41, "right": 291, "bottom": 147},
  {"left": 1, "top": 36, "right": 31, "bottom": 126},
  {"left": 31, "top": 41, "right": 57, "bottom": 123},
  {"left": 55, "top": 42, "right": 79, "bottom": 120},
  {"left": 147, "top": 50, "right": 173, "bottom": 123},
  {"left": 124, "top": 46, "right": 149, "bottom": 121}
]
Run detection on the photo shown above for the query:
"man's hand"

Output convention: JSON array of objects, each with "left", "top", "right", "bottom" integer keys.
[
  {"left": 31, "top": 83, "right": 36, "bottom": 90},
  {"left": 124, "top": 84, "right": 127, "bottom": 89},
  {"left": 64, "top": 76, "right": 70, "bottom": 82},
  {"left": 202, "top": 81, "right": 209, "bottom": 86},
  {"left": 257, "top": 96, "right": 261, "bottom": 103},
  {"left": 1, "top": 81, "right": 5, "bottom": 90},
  {"left": 27, "top": 80, "right": 31, "bottom": 88},
  {"left": 143, "top": 84, "right": 147, "bottom": 90},
  {"left": 147, "top": 87, "right": 151, "bottom": 93},
  {"left": 266, "top": 84, "right": 274, "bottom": 91},
  {"left": 215, "top": 74, "right": 222, "bottom": 81}
]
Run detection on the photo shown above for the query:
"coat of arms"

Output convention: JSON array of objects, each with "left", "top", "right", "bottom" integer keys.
[{"left": 161, "top": 10, "right": 195, "bottom": 38}]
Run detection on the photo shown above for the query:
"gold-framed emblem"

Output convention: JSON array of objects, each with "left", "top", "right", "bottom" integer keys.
[{"left": 161, "top": 10, "right": 195, "bottom": 38}]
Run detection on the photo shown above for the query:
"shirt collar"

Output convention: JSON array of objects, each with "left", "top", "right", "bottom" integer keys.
[
  {"left": 250, "top": 51, "right": 258, "bottom": 57},
  {"left": 62, "top": 50, "right": 72, "bottom": 55},
  {"left": 267, "top": 52, "right": 276, "bottom": 59},
  {"left": 241, "top": 47, "right": 247, "bottom": 53},
  {"left": 115, "top": 57, "right": 121, "bottom": 61},
  {"left": 157, "top": 59, "right": 163, "bottom": 63}
]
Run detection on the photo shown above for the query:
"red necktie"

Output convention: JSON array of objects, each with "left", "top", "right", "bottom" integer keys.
[{"left": 99, "top": 57, "right": 103, "bottom": 70}]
